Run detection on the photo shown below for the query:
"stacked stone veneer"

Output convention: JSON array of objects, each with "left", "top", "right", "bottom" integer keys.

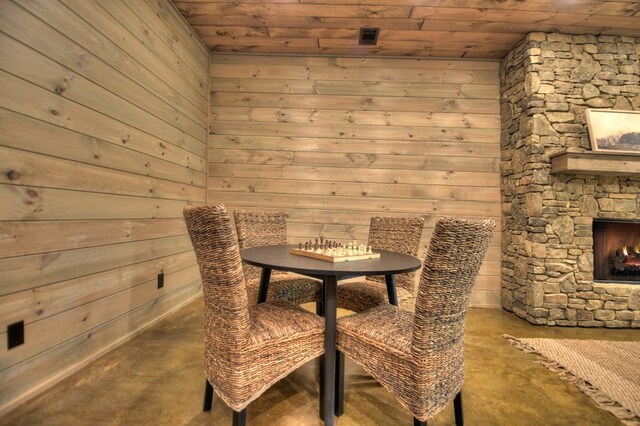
[{"left": 500, "top": 32, "right": 640, "bottom": 328}]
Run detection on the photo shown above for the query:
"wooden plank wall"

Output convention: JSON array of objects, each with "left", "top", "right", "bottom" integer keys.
[
  {"left": 0, "top": 0, "right": 209, "bottom": 414},
  {"left": 208, "top": 54, "right": 502, "bottom": 307}
]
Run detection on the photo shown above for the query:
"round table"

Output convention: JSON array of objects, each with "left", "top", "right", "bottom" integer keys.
[{"left": 240, "top": 244, "right": 422, "bottom": 426}]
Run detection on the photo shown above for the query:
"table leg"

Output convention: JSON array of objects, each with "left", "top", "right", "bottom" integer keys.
[
  {"left": 385, "top": 274, "right": 399, "bottom": 306},
  {"left": 257, "top": 268, "right": 272, "bottom": 303},
  {"left": 320, "top": 275, "right": 337, "bottom": 426}
]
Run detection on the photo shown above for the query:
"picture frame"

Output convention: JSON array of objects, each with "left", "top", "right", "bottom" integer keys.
[{"left": 585, "top": 109, "right": 640, "bottom": 155}]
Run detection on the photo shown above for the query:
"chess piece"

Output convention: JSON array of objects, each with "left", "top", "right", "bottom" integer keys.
[{"left": 299, "top": 242, "right": 302, "bottom": 250}]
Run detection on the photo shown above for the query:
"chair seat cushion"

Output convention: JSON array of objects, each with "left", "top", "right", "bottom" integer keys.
[
  {"left": 337, "top": 304, "right": 413, "bottom": 356},
  {"left": 247, "top": 273, "right": 322, "bottom": 305},
  {"left": 337, "top": 280, "right": 415, "bottom": 313},
  {"left": 208, "top": 300, "right": 324, "bottom": 411},
  {"left": 248, "top": 300, "right": 325, "bottom": 345}
]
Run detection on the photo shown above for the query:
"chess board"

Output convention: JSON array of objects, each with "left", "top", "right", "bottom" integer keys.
[{"left": 290, "top": 248, "right": 380, "bottom": 263}]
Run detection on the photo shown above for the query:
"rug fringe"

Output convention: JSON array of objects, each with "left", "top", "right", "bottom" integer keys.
[{"left": 503, "top": 335, "right": 640, "bottom": 426}]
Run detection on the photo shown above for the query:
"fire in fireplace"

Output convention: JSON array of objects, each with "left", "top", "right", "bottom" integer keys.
[
  {"left": 593, "top": 219, "right": 640, "bottom": 284},
  {"left": 614, "top": 244, "right": 640, "bottom": 279}
]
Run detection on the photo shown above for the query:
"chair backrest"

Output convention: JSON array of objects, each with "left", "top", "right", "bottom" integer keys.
[
  {"left": 183, "top": 204, "right": 250, "bottom": 346},
  {"left": 366, "top": 216, "right": 425, "bottom": 293},
  {"left": 411, "top": 217, "right": 495, "bottom": 395},
  {"left": 233, "top": 209, "right": 289, "bottom": 281}
]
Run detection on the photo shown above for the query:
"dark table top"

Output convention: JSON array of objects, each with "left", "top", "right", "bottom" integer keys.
[{"left": 240, "top": 244, "right": 422, "bottom": 278}]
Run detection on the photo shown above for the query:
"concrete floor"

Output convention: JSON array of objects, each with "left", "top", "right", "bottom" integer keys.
[{"left": 3, "top": 299, "right": 639, "bottom": 426}]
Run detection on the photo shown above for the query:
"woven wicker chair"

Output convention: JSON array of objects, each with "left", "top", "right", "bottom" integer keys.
[
  {"left": 337, "top": 216, "right": 424, "bottom": 312},
  {"left": 234, "top": 209, "right": 323, "bottom": 307},
  {"left": 336, "top": 217, "right": 495, "bottom": 425},
  {"left": 183, "top": 204, "right": 325, "bottom": 425}
]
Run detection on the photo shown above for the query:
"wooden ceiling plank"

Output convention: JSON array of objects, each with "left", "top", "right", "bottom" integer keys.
[
  {"left": 175, "top": 3, "right": 413, "bottom": 18},
  {"left": 179, "top": 0, "right": 298, "bottom": 3},
  {"left": 381, "top": 30, "right": 525, "bottom": 43},
  {"left": 319, "top": 39, "right": 515, "bottom": 51},
  {"left": 191, "top": 25, "right": 269, "bottom": 37},
  {"left": 202, "top": 35, "right": 320, "bottom": 48},
  {"left": 299, "top": 0, "right": 639, "bottom": 16},
  {"left": 268, "top": 28, "right": 360, "bottom": 39},
  {"left": 411, "top": 6, "right": 640, "bottom": 30},
  {"left": 187, "top": 15, "right": 424, "bottom": 30},
  {"left": 418, "top": 18, "right": 640, "bottom": 37},
  {"left": 594, "top": 1, "right": 640, "bottom": 16}
]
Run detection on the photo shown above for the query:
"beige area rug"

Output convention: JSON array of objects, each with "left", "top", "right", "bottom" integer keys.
[{"left": 505, "top": 336, "right": 640, "bottom": 425}]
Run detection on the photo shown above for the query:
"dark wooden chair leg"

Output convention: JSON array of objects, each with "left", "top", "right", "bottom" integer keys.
[
  {"left": 414, "top": 418, "right": 426, "bottom": 426},
  {"left": 454, "top": 391, "right": 463, "bottom": 426},
  {"left": 232, "top": 408, "right": 247, "bottom": 426},
  {"left": 316, "top": 300, "right": 324, "bottom": 316},
  {"left": 203, "top": 379, "right": 214, "bottom": 411},
  {"left": 334, "top": 350, "right": 344, "bottom": 416}
]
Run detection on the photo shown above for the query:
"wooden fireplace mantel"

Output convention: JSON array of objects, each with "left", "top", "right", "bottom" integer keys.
[{"left": 550, "top": 149, "right": 640, "bottom": 176}]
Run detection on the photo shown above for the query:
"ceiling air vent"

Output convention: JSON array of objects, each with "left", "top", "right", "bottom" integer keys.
[{"left": 359, "top": 27, "right": 379, "bottom": 45}]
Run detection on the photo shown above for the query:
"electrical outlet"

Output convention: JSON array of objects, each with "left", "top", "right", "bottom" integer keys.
[
  {"left": 157, "top": 272, "right": 164, "bottom": 289},
  {"left": 8, "top": 321, "right": 24, "bottom": 349}
]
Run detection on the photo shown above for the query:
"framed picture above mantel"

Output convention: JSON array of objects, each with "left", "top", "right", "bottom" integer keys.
[{"left": 586, "top": 109, "right": 640, "bottom": 155}]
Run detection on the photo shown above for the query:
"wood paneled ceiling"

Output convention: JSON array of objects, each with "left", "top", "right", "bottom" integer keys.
[{"left": 174, "top": 0, "right": 640, "bottom": 59}]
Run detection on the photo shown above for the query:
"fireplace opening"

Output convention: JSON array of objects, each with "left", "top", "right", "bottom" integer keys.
[{"left": 593, "top": 219, "right": 640, "bottom": 284}]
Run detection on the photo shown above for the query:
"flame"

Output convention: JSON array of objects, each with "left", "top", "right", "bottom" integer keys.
[
  {"left": 622, "top": 246, "right": 629, "bottom": 256},
  {"left": 634, "top": 244, "right": 640, "bottom": 254}
]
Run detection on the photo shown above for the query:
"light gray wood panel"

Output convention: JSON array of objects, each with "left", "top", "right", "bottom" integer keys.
[
  {"left": 0, "top": 252, "right": 197, "bottom": 327},
  {"left": 0, "top": 235, "right": 194, "bottom": 296},
  {"left": 0, "top": 219, "right": 188, "bottom": 258},
  {"left": 0, "top": 281, "right": 201, "bottom": 415},
  {"left": 98, "top": 0, "right": 208, "bottom": 99},
  {"left": 0, "top": 0, "right": 208, "bottom": 413},
  {"left": 124, "top": 1, "right": 208, "bottom": 84},
  {"left": 278, "top": 207, "right": 502, "bottom": 229},
  {"left": 0, "top": 4, "right": 207, "bottom": 136},
  {"left": 210, "top": 63, "right": 499, "bottom": 84},
  {"left": 210, "top": 78, "right": 500, "bottom": 99},
  {"left": 211, "top": 121, "right": 500, "bottom": 142},
  {"left": 0, "top": 32, "right": 206, "bottom": 145},
  {"left": 0, "top": 109, "right": 205, "bottom": 187},
  {"left": 209, "top": 135, "right": 499, "bottom": 156},
  {"left": 0, "top": 146, "right": 205, "bottom": 202},
  {"left": 210, "top": 101, "right": 501, "bottom": 123},
  {"left": 209, "top": 177, "right": 500, "bottom": 202},
  {"left": 209, "top": 164, "right": 500, "bottom": 187},
  {"left": 211, "top": 92, "right": 499, "bottom": 114},
  {"left": 0, "top": 266, "right": 201, "bottom": 371},
  {"left": 210, "top": 54, "right": 501, "bottom": 70},
  {"left": 61, "top": 0, "right": 208, "bottom": 112},
  {"left": 0, "top": 184, "right": 198, "bottom": 221},
  {"left": 209, "top": 192, "right": 502, "bottom": 217},
  {"left": 0, "top": 70, "right": 205, "bottom": 171},
  {"left": 3, "top": 0, "right": 207, "bottom": 126},
  {"left": 210, "top": 149, "right": 499, "bottom": 172},
  {"left": 209, "top": 54, "right": 500, "bottom": 307}
]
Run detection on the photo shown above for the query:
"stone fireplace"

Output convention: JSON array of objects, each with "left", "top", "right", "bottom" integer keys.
[{"left": 500, "top": 32, "right": 640, "bottom": 328}]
